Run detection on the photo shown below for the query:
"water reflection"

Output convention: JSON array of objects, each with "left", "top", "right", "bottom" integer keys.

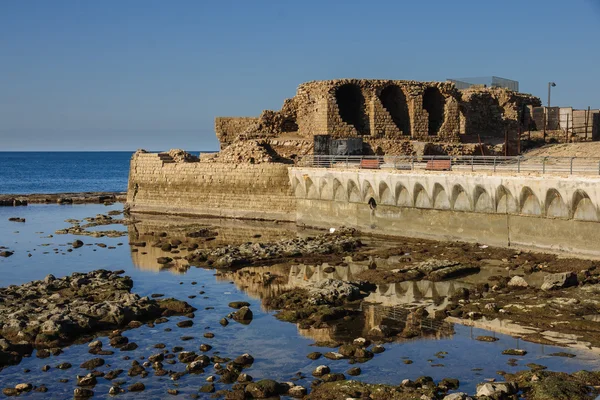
[{"left": 127, "top": 213, "right": 300, "bottom": 273}]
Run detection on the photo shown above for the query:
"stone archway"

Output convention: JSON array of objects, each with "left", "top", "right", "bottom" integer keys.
[
  {"left": 379, "top": 85, "right": 411, "bottom": 135},
  {"left": 335, "top": 83, "right": 369, "bottom": 135},
  {"left": 423, "top": 87, "right": 445, "bottom": 135}
]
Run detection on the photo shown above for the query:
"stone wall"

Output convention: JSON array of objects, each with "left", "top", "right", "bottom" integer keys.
[
  {"left": 215, "top": 117, "right": 260, "bottom": 149},
  {"left": 127, "top": 152, "right": 296, "bottom": 221},
  {"left": 215, "top": 79, "right": 540, "bottom": 155},
  {"left": 290, "top": 167, "right": 600, "bottom": 257}
]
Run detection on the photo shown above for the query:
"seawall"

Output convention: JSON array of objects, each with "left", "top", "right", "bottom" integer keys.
[
  {"left": 127, "top": 153, "right": 295, "bottom": 221},
  {"left": 289, "top": 167, "right": 600, "bottom": 257}
]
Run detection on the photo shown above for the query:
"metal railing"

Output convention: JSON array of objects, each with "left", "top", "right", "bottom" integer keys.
[{"left": 297, "top": 155, "right": 600, "bottom": 175}]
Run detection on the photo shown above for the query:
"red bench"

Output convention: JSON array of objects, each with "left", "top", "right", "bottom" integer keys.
[
  {"left": 425, "top": 160, "right": 452, "bottom": 171},
  {"left": 360, "top": 159, "right": 381, "bottom": 169}
]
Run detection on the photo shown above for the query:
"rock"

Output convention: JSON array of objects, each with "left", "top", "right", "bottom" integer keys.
[
  {"left": 307, "top": 352, "right": 322, "bottom": 360},
  {"left": 108, "top": 386, "right": 124, "bottom": 395},
  {"left": 228, "top": 301, "right": 250, "bottom": 309},
  {"left": 73, "top": 388, "right": 94, "bottom": 398},
  {"left": 14, "top": 383, "right": 32, "bottom": 392},
  {"left": 322, "top": 373, "right": 346, "bottom": 382},
  {"left": 307, "top": 279, "right": 361, "bottom": 305},
  {"left": 476, "top": 382, "right": 518, "bottom": 397},
  {"left": 287, "top": 385, "right": 307, "bottom": 398},
  {"left": 232, "top": 306, "right": 253, "bottom": 323},
  {"left": 220, "top": 318, "right": 229, "bottom": 326},
  {"left": 476, "top": 336, "right": 499, "bottom": 342},
  {"left": 508, "top": 276, "right": 529, "bottom": 288},
  {"left": 323, "top": 351, "right": 344, "bottom": 361},
  {"left": 57, "top": 362, "right": 72, "bottom": 369},
  {"left": 0, "top": 251, "right": 14, "bottom": 258},
  {"left": 368, "top": 325, "right": 391, "bottom": 337},
  {"left": 245, "top": 379, "right": 282, "bottom": 398},
  {"left": 72, "top": 240, "right": 84, "bottom": 248},
  {"left": 199, "top": 344, "right": 212, "bottom": 352},
  {"left": 129, "top": 382, "right": 145, "bottom": 392},
  {"left": 312, "top": 365, "right": 330, "bottom": 377},
  {"left": 80, "top": 358, "right": 104, "bottom": 370},
  {"left": 2, "top": 388, "right": 18, "bottom": 396},
  {"left": 177, "top": 320, "right": 193, "bottom": 328},
  {"left": 371, "top": 345, "right": 385, "bottom": 354},
  {"left": 233, "top": 353, "right": 254, "bottom": 367},
  {"left": 541, "top": 272, "right": 578, "bottom": 290},
  {"left": 199, "top": 383, "right": 215, "bottom": 393},
  {"left": 8, "top": 218, "right": 25, "bottom": 223},
  {"left": 76, "top": 374, "right": 97, "bottom": 386},
  {"left": 443, "top": 394, "right": 473, "bottom": 400},
  {"left": 347, "top": 367, "right": 361, "bottom": 376},
  {"left": 502, "top": 349, "right": 527, "bottom": 356}
]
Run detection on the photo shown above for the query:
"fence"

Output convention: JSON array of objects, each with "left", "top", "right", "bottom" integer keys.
[{"left": 297, "top": 155, "right": 600, "bottom": 175}]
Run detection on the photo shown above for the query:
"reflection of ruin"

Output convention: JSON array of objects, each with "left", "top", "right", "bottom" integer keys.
[
  {"left": 364, "top": 280, "right": 472, "bottom": 313},
  {"left": 127, "top": 213, "right": 300, "bottom": 274},
  {"left": 216, "top": 265, "right": 294, "bottom": 301}
]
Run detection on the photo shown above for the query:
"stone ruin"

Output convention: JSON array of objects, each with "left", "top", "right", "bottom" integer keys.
[{"left": 215, "top": 79, "right": 541, "bottom": 158}]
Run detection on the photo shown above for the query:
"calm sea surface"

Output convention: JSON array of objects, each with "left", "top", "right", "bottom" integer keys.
[{"left": 0, "top": 152, "right": 133, "bottom": 194}]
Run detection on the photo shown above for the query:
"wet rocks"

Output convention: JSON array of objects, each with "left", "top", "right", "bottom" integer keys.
[
  {"left": 475, "top": 336, "right": 499, "bottom": 342},
  {"left": 232, "top": 306, "right": 253, "bottom": 323},
  {"left": 8, "top": 218, "right": 25, "bottom": 223},
  {"left": 0, "top": 251, "right": 14, "bottom": 258},
  {"left": 312, "top": 365, "right": 330, "bottom": 377},
  {"left": 73, "top": 388, "right": 94, "bottom": 398},
  {"left": 476, "top": 381, "right": 518, "bottom": 397},
  {"left": 541, "top": 272, "right": 578, "bottom": 290},
  {"left": 245, "top": 379, "right": 284, "bottom": 398},
  {"left": 129, "top": 382, "right": 145, "bottom": 392},
  {"left": 80, "top": 358, "right": 104, "bottom": 370},
  {"left": 229, "top": 301, "right": 250, "bottom": 309},
  {"left": 177, "top": 320, "right": 194, "bottom": 328},
  {"left": 307, "top": 352, "right": 322, "bottom": 360},
  {"left": 0, "top": 270, "right": 195, "bottom": 368},
  {"left": 72, "top": 240, "right": 84, "bottom": 249},
  {"left": 186, "top": 229, "right": 361, "bottom": 269},
  {"left": 502, "top": 349, "right": 527, "bottom": 356}
]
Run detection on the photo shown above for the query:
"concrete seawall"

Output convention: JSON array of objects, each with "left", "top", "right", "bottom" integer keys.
[
  {"left": 127, "top": 153, "right": 296, "bottom": 221},
  {"left": 289, "top": 167, "right": 600, "bottom": 257}
]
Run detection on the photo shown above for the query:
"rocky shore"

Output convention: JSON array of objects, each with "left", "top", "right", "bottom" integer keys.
[
  {"left": 185, "top": 228, "right": 363, "bottom": 269},
  {"left": 0, "top": 192, "right": 126, "bottom": 206},
  {"left": 0, "top": 270, "right": 195, "bottom": 370}
]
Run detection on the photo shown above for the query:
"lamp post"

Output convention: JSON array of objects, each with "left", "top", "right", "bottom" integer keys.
[{"left": 547, "top": 82, "right": 556, "bottom": 107}]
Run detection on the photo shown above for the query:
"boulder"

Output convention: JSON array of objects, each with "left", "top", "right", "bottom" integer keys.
[
  {"left": 476, "top": 382, "right": 518, "bottom": 397},
  {"left": 508, "top": 276, "right": 529, "bottom": 288},
  {"left": 541, "top": 272, "right": 578, "bottom": 290}
]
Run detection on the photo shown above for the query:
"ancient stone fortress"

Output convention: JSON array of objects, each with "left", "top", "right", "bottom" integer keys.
[
  {"left": 215, "top": 79, "right": 540, "bottom": 156},
  {"left": 128, "top": 78, "right": 600, "bottom": 257}
]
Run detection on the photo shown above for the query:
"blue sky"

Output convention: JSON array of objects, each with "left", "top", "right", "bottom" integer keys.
[{"left": 1, "top": 0, "right": 599, "bottom": 151}]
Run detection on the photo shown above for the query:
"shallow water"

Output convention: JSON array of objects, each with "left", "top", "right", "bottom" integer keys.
[{"left": 1, "top": 204, "right": 599, "bottom": 398}]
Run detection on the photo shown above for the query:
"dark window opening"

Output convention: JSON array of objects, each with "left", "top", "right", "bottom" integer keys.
[
  {"left": 379, "top": 85, "right": 411, "bottom": 135},
  {"left": 368, "top": 197, "right": 377, "bottom": 210},
  {"left": 423, "top": 87, "right": 446, "bottom": 135},
  {"left": 335, "top": 84, "right": 369, "bottom": 135}
]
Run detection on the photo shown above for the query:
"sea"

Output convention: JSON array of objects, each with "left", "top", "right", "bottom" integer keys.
[{"left": 0, "top": 152, "right": 138, "bottom": 194}]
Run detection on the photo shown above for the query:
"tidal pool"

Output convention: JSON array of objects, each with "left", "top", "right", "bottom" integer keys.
[{"left": 1, "top": 204, "right": 599, "bottom": 398}]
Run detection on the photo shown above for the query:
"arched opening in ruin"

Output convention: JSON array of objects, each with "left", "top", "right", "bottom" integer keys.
[
  {"left": 520, "top": 187, "right": 541, "bottom": 216},
  {"left": 473, "top": 186, "right": 493, "bottom": 212},
  {"left": 332, "top": 179, "right": 346, "bottom": 202},
  {"left": 305, "top": 177, "right": 319, "bottom": 199},
  {"left": 496, "top": 185, "right": 517, "bottom": 214},
  {"left": 347, "top": 180, "right": 362, "bottom": 203},
  {"left": 281, "top": 118, "right": 299, "bottom": 132},
  {"left": 362, "top": 180, "right": 376, "bottom": 203},
  {"left": 432, "top": 183, "right": 450, "bottom": 210},
  {"left": 379, "top": 181, "right": 394, "bottom": 205},
  {"left": 414, "top": 183, "right": 431, "bottom": 208},
  {"left": 379, "top": 85, "right": 411, "bottom": 135},
  {"left": 545, "top": 189, "right": 569, "bottom": 219},
  {"left": 572, "top": 190, "right": 598, "bottom": 221},
  {"left": 451, "top": 184, "right": 471, "bottom": 211},
  {"left": 396, "top": 183, "right": 411, "bottom": 207},
  {"left": 335, "top": 84, "right": 369, "bottom": 135},
  {"left": 423, "top": 87, "right": 446, "bottom": 135}
]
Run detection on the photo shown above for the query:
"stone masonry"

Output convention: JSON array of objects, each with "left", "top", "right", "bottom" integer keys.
[{"left": 215, "top": 79, "right": 540, "bottom": 155}]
